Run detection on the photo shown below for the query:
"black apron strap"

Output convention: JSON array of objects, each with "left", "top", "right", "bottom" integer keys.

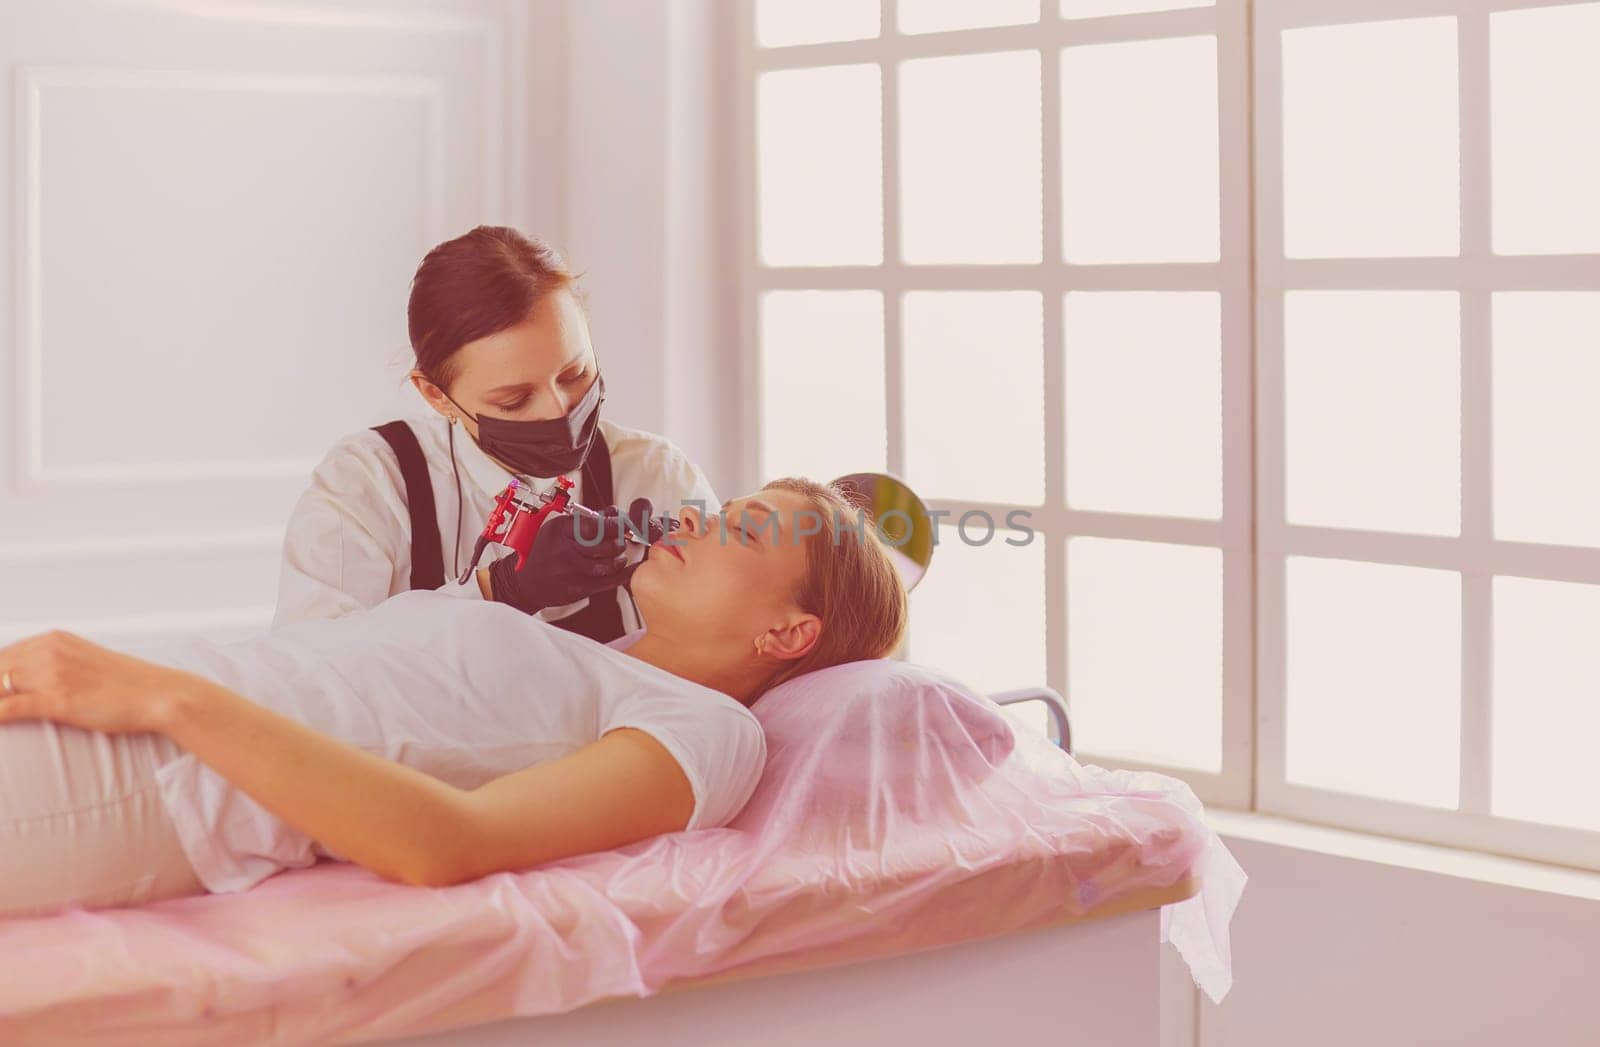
[
  {"left": 371, "top": 421, "right": 446, "bottom": 592},
  {"left": 550, "top": 435, "right": 627, "bottom": 644}
]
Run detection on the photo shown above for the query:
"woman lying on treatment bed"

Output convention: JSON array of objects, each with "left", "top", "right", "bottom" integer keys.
[{"left": 0, "top": 480, "right": 908, "bottom": 919}]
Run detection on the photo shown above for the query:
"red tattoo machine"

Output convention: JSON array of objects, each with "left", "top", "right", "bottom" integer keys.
[
  {"left": 457, "top": 477, "right": 572, "bottom": 584},
  {"left": 456, "top": 476, "right": 666, "bottom": 585}
]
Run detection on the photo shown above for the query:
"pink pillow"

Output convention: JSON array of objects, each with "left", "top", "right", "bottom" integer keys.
[{"left": 740, "top": 659, "right": 1016, "bottom": 827}]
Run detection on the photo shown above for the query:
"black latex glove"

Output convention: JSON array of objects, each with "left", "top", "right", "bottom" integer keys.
[
  {"left": 487, "top": 505, "right": 630, "bottom": 615},
  {"left": 616, "top": 497, "right": 666, "bottom": 590},
  {"left": 627, "top": 497, "right": 675, "bottom": 543}
]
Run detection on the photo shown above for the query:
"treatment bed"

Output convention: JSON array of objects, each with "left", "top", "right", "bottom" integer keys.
[{"left": 0, "top": 661, "right": 1242, "bottom": 1045}]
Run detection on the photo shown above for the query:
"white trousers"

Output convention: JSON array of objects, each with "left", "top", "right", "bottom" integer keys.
[{"left": 0, "top": 722, "right": 204, "bottom": 918}]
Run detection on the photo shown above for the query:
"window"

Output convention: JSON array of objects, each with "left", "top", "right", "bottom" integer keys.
[
  {"left": 1256, "top": 0, "right": 1600, "bottom": 868},
  {"left": 739, "top": 0, "right": 1253, "bottom": 808},
  {"left": 738, "top": 0, "right": 1600, "bottom": 867}
]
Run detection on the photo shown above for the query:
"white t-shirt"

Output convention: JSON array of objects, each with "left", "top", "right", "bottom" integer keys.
[
  {"left": 146, "top": 591, "right": 766, "bottom": 894},
  {"left": 273, "top": 414, "right": 721, "bottom": 631}
]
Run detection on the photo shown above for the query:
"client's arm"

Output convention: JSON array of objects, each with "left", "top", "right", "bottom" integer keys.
[{"left": 0, "top": 632, "right": 695, "bottom": 888}]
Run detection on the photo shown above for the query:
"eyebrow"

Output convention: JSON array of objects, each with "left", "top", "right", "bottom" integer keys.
[
  {"left": 736, "top": 499, "right": 783, "bottom": 539},
  {"left": 485, "top": 356, "right": 590, "bottom": 396}
]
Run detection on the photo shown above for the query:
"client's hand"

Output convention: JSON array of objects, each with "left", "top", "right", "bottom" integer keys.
[
  {"left": 0, "top": 631, "right": 201, "bottom": 734},
  {"left": 485, "top": 500, "right": 654, "bottom": 615}
]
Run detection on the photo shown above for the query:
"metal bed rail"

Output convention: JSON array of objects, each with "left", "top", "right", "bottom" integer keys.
[{"left": 988, "top": 687, "right": 1072, "bottom": 754}]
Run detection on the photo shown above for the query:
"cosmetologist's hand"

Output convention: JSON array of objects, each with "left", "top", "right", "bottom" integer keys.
[{"left": 486, "top": 505, "right": 631, "bottom": 614}]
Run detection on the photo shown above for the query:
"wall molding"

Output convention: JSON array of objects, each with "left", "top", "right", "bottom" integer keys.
[
  {"left": 14, "top": 65, "right": 448, "bottom": 489},
  {"left": 0, "top": 525, "right": 284, "bottom": 563},
  {"left": 112, "top": 0, "right": 494, "bottom": 35},
  {"left": 0, "top": 604, "right": 274, "bottom": 645}
]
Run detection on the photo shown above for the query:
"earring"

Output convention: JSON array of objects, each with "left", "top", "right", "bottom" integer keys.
[{"left": 754, "top": 636, "right": 766, "bottom": 656}]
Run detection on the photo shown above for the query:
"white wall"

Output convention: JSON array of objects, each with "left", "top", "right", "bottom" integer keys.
[
  {"left": 560, "top": 0, "right": 741, "bottom": 500},
  {"left": 1163, "top": 819, "right": 1600, "bottom": 1046},
  {"left": 0, "top": 0, "right": 547, "bottom": 646}
]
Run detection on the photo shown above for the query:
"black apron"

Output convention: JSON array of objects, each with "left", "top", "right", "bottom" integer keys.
[{"left": 371, "top": 421, "right": 627, "bottom": 644}]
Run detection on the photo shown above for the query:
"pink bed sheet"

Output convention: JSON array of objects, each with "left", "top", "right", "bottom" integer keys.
[{"left": 0, "top": 659, "right": 1243, "bottom": 1044}]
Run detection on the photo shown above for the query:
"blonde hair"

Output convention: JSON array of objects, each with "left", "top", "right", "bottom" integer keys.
[{"left": 752, "top": 477, "right": 910, "bottom": 700}]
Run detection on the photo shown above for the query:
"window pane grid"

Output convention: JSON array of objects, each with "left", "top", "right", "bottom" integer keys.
[
  {"left": 746, "top": 0, "right": 1600, "bottom": 868},
  {"left": 744, "top": 0, "right": 1254, "bottom": 809},
  {"left": 1257, "top": 0, "right": 1600, "bottom": 868},
  {"left": 752, "top": 1, "right": 1222, "bottom": 64}
]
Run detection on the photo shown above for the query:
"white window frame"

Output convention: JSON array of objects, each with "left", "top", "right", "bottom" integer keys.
[
  {"left": 735, "top": 0, "right": 1600, "bottom": 866},
  {"left": 1254, "top": 0, "right": 1600, "bottom": 869},
  {"left": 733, "top": 0, "right": 1256, "bottom": 810}
]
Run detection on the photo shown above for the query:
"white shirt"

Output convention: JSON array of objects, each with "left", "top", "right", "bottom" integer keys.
[
  {"left": 273, "top": 414, "right": 720, "bottom": 631},
  {"left": 147, "top": 591, "right": 767, "bottom": 894}
]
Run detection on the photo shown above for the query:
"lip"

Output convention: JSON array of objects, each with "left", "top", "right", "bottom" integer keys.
[{"left": 653, "top": 539, "right": 685, "bottom": 563}]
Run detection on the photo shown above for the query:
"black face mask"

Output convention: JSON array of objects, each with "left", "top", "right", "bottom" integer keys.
[{"left": 449, "top": 372, "right": 606, "bottom": 478}]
